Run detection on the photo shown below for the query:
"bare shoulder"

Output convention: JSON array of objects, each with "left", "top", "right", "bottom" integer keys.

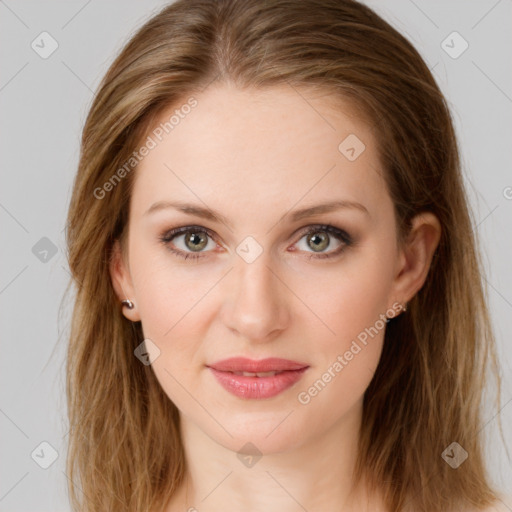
[{"left": 475, "top": 495, "right": 512, "bottom": 512}]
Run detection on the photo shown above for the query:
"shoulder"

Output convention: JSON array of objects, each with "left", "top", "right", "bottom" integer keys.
[{"left": 476, "top": 494, "right": 512, "bottom": 512}]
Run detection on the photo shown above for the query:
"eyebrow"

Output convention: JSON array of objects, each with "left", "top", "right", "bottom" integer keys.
[{"left": 144, "top": 199, "right": 369, "bottom": 229}]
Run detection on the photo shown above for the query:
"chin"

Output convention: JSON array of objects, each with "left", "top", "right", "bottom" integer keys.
[{"left": 203, "top": 408, "right": 313, "bottom": 455}]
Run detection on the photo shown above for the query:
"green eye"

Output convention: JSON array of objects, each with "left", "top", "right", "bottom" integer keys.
[{"left": 160, "top": 224, "right": 353, "bottom": 261}]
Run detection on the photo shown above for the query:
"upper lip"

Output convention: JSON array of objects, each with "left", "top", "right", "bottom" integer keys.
[{"left": 207, "top": 357, "right": 309, "bottom": 373}]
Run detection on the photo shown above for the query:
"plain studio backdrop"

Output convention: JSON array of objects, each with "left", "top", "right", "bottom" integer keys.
[{"left": 0, "top": 1, "right": 511, "bottom": 510}]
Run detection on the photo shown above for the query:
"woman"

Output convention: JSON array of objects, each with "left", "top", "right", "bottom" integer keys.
[{"left": 64, "top": 0, "right": 509, "bottom": 510}]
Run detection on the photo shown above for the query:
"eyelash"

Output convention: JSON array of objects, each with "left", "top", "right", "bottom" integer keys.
[{"left": 159, "top": 224, "right": 353, "bottom": 261}]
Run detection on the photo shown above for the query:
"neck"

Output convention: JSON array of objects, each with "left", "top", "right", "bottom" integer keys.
[{"left": 167, "top": 398, "right": 384, "bottom": 512}]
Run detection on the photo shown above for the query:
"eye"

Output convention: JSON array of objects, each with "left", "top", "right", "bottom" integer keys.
[
  {"left": 159, "top": 225, "right": 218, "bottom": 260},
  {"left": 292, "top": 224, "right": 353, "bottom": 260},
  {"left": 159, "top": 224, "right": 353, "bottom": 261}
]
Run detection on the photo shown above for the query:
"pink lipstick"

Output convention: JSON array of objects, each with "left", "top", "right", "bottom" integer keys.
[{"left": 207, "top": 357, "right": 309, "bottom": 399}]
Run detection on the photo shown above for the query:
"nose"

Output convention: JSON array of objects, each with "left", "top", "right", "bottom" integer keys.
[{"left": 220, "top": 254, "right": 290, "bottom": 343}]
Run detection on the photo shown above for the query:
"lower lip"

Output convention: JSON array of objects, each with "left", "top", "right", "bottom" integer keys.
[{"left": 208, "top": 367, "right": 308, "bottom": 399}]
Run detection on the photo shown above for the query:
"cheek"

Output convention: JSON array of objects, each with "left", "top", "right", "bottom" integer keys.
[
  {"left": 130, "top": 240, "right": 199, "bottom": 328},
  {"left": 296, "top": 333, "right": 384, "bottom": 424},
  {"left": 133, "top": 262, "right": 206, "bottom": 407},
  {"left": 291, "top": 249, "right": 394, "bottom": 407},
  {"left": 293, "top": 247, "right": 395, "bottom": 346},
  {"left": 293, "top": 274, "right": 390, "bottom": 419},
  {"left": 129, "top": 248, "right": 229, "bottom": 392}
]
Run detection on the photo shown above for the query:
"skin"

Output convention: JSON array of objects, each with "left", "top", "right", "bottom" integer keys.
[{"left": 110, "top": 82, "right": 441, "bottom": 512}]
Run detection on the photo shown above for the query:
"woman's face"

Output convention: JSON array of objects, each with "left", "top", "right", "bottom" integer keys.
[{"left": 112, "top": 83, "right": 409, "bottom": 454}]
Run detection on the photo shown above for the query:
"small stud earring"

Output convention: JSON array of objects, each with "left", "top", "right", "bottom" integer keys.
[
  {"left": 121, "top": 299, "right": 134, "bottom": 309},
  {"left": 402, "top": 302, "right": 408, "bottom": 312}
]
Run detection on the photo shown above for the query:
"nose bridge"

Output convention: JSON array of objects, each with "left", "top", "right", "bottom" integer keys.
[{"left": 222, "top": 250, "right": 289, "bottom": 341}]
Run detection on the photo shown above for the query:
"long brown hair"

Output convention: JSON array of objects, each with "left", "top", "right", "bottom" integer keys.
[{"left": 64, "top": 1, "right": 505, "bottom": 510}]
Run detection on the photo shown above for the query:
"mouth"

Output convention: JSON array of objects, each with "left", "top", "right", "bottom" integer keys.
[
  {"left": 207, "top": 356, "right": 308, "bottom": 373},
  {"left": 206, "top": 357, "right": 309, "bottom": 399},
  {"left": 230, "top": 370, "right": 286, "bottom": 377}
]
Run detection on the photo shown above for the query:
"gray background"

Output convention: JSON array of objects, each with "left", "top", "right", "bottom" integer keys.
[{"left": 0, "top": 1, "right": 511, "bottom": 510}]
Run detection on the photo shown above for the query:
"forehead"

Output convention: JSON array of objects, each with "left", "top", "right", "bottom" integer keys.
[{"left": 130, "top": 83, "right": 388, "bottom": 224}]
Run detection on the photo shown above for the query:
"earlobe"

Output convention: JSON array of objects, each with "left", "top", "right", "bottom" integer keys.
[{"left": 392, "top": 212, "right": 442, "bottom": 306}]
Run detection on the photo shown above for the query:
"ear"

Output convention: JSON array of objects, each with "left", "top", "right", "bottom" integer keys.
[
  {"left": 109, "top": 239, "right": 141, "bottom": 322},
  {"left": 389, "top": 212, "right": 442, "bottom": 309}
]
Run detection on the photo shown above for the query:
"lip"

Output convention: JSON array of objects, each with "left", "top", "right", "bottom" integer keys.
[
  {"left": 207, "top": 357, "right": 309, "bottom": 399},
  {"left": 208, "top": 357, "right": 308, "bottom": 373}
]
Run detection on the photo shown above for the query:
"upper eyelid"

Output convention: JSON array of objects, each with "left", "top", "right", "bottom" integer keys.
[{"left": 162, "top": 223, "right": 350, "bottom": 246}]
